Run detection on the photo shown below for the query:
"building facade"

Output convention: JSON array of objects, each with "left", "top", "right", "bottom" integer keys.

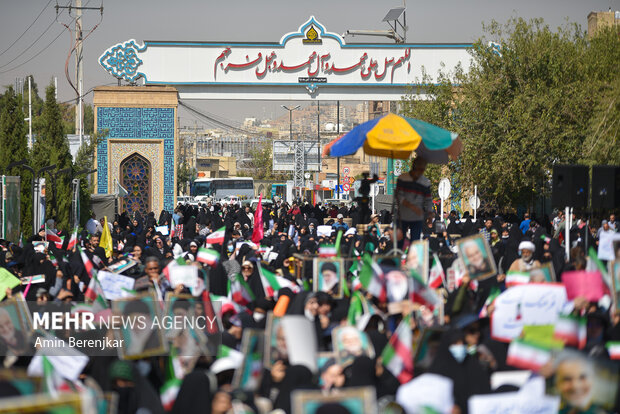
[{"left": 93, "top": 86, "right": 178, "bottom": 215}]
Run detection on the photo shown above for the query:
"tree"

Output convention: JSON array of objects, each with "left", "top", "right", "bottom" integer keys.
[
  {"left": 0, "top": 87, "right": 32, "bottom": 235},
  {"left": 31, "top": 82, "right": 74, "bottom": 231},
  {"left": 239, "top": 141, "right": 290, "bottom": 180},
  {"left": 401, "top": 18, "right": 620, "bottom": 210},
  {"left": 177, "top": 162, "right": 192, "bottom": 195},
  {"left": 73, "top": 129, "right": 107, "bottom": 226}
]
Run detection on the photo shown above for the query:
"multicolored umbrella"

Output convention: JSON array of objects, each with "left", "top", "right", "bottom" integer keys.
[{"left": 323, "top": 113, "right": 462, "bottom": 163}]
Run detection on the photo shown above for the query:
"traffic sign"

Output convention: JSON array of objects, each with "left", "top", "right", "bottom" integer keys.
[
  {"left": 343, "top": 183, "right": 351, "bottom": 192},
  {"left": 343, "top": 167, "right": 350, "bottom": 175},
  {"left": 438, "top": 178, "right": 451, "bottom": 200},
  {"left": 469, "top": 195, "right": 480, "bottom": 209}
]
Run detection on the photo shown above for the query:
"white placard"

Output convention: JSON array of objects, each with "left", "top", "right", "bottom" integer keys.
[
  {"left": 438, "top": 178, "right": 451, "bottom": 200},
  {"left": 317, "top": 225, "right": 333, "bottom": 237},
  {"left": 97, "top": 270, "right": 136, "bottom": 300},
  {"left": 598, "top": 231, "right": 620, "bottom": 261},
  {"left": 28, "top": 342, "right": 89, "bottom": 382},
  {"left": 491, "top": 283, "right": 567, "bottom": 342},
  {"left": 281, "top": 315, "right": 318, "bottom": 373},
  {"left": 155, "top": 225, "right": 169, "bottom": 236},
  {"left": 167, "top": 265, "right": 199, "bottom": 289},
  {"left": 396, "top": 373, "right": 453, "bottom": 414},
  {"left": 469, "top": 392, "right": 559, "bottom": 414}
]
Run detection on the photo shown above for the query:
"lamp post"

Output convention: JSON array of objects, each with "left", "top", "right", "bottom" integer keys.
[
  {"left": 282, "top": 105, "right": 301, "bottom": 198},
  {"left": 71, "top": 168, "right": 97, "bottom": 228},
  {"left": 281, "top": 105, "right": 300, "bottom": 140}
]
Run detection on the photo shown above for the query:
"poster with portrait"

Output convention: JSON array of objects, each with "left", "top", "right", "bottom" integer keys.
[
  {"left": 0, "top": 295, "right": 33, "bottom": 357},
  {"left": 164, "top": 293, "right": 205, "bottom": 373},
  {"left": 0, "top": 392, "right": 84, "bottom": 414},
  {"left": 313, "top": 258, "right": 344, "bottom": 299},
  {"left": 529, "top": 262, "right": 556, "bottom": 283},
  {"left": 332, "top": 326, "right": 374, "bottom": 368},
  {"left": 547, "top": 350, "right": 618, "bottom": 413},
  {"left": 455, "top": 234, "right": 497, "bottom": 280},
  {"left": 111, "top": 290, "right": 167, "bottom": 360},
  {"left": 263, "top": 312, "right": 284, "bottom": 369},
  {"left": 405, "top": 240, "right": 429, "bottom": 281},
  {"left": 231, "top": 328, "right": 264, "bottom": 391},
  {"left": 291, "top": 386, "right": 377, "bottom": 414}
]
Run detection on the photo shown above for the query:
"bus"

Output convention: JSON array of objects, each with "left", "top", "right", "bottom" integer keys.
[{"left": 191, "top": 177, "right": 254, "bottom": 202}]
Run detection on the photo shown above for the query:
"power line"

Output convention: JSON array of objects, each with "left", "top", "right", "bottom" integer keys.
[
  {"left": 179, "top": 100, "right": 264, "bottom": 136},
  {"left": 0, "top": 1, "right": 72, "bottom": 70},
  {"left": 0, "top": 25, "right": 70, "bottom": 74},
  {"left": 0, "top": 0, "right": 54, "bottom": 57}
]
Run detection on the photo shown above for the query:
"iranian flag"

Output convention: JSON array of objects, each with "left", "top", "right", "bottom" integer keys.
[
  {"left": 49, "top": 253, "right": 58, "bottom": 268},
  {"left": 197, "top": 247, "right": 220, "bottom": 266},
  {"left": 506, "top": 338, "right": 552, "bottom": 372},
  {"left": 408, "top": 271, "right": 440, "bottom": 310},
  {"left": 201, "top": 291, "right": 220, "bottom": 334},
  {"left": 428, "top": 254, "right": 445, "bottom": 289},
  {"left": 42, "top": 355, "right": 73, "bottom": 397},
  {"left": 554, "top": 314, "right": 587, "bottom": 349},
  {"left": 318, "top": 244, "right": 337, "bottom": 258},
  {"left": 275, "top": 275, "right": 301, "bottom": 294},
  {"left": 382, "top": 314, "right": 414, "bottom": 384},
  {"left": 259, "top": 266, "right": 281, "bottom": 297},
  {"left": 479, "top": 286, "right": 501, "bottom": 318},
  {"left": 211, "top": 293, "right": 245, "bottom": 315},
  {"left": 505, "top": 271, "right": 530, "bottom": 287},
  {"left": 66, "top": 227, "right": 78, "bottom": 250},
  {"left": 367, "top": 262, "right": 387, "bottom": 303},
  {"left": 229, "top": 274, "right": 255, "bottom": 307},
  {"left": 78, "top": 246, "right": 95, "bottom": 279},
  {"left": 84, "top": 271, "right": 105, "bottom": 302},
  {"left": 206, "top": 226, "right": 226, "bottom": 245},
  {"left": 170, "top": 217, "right": 176, "bottom": 239},
  {"left": 606, "top": 342, "right": 620, "bottom": 360},
  {"left": 160, "top": 347, "right": 182, "bottom": 411},
  {"left": 45, "top": 226, "right": 64, "bottom": 249}
]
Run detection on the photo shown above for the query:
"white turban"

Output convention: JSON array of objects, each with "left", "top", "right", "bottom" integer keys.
[{"left": 518, "top": 241, "right": 535, "bottom": 252}]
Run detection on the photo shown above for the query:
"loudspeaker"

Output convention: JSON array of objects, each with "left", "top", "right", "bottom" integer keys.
[
  {"left": 592, "top": 165, "right": 620, "bottom": 209},
  {"left": 552, "top": 165, "right": 589, "bottom": 208}
]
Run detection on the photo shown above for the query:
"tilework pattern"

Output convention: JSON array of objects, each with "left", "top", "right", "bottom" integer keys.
[
  {"left": 96, "top": 107, "right": 175, "bottom": 211},
  {"left": 109, "top": 141, "right": 162, "bottom": 214}
]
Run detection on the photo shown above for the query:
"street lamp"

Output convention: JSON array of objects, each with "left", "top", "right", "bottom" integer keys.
[
  {"left": 71, "top": 168, "right": 97, "bottom": 228},
  {"left": 281, "top": 105, "right": 301, "bottom": 140}
]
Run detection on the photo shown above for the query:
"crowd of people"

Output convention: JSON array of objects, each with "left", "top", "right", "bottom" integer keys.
[{"left": 0, "top": 179, "right": 619, "bottom": 413}]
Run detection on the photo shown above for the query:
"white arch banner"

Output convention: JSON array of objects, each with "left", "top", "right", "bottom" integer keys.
[{"left": 99, "top": 16, "right": 472, "bottom": 101}]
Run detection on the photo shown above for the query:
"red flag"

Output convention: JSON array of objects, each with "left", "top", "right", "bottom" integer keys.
[{"left": 251, "top": 194, "right": 264, "bottom": 243}]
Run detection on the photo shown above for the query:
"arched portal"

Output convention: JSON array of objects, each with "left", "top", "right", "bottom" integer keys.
[{"left": 120, "top": 153, "right": 151, "bottom": 215}]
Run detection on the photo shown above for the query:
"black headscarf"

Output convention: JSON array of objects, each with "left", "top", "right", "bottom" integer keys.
[{"left": 273, "top": 365, "right": 316, "bottom": 413}]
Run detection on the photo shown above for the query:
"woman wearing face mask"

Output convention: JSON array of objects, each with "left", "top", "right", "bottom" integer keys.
[{"left": 429, "top": 329, "right": 491, "bottom": 414}]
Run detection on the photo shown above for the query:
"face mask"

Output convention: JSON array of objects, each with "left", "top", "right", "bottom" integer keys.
[
  {"left": 227, "top": 244, "right": 234, "bottom": 253},
  {"left": 502, "top": 235, "right": 509, "bottom": 239},
  {"left": 253, "top": 313, "right": 265, "bottom": 323},
  {"left": 449, "top": 344, "right": 467, "bottom": 363},
  {"left": 304, "top": 308, "right": 315, "bottom": 321}
]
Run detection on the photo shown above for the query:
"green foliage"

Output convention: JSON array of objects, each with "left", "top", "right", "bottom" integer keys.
[
  {"left": 177, "top": 162, "right": 192, "bottom": 195},
  {"left": 73, "top": 129, "right": 107, "bottom": 226},
  {"left": 31, "top": 82, "right": 74, "bottom": 231},
  {"left": 401, "top": 18, "right": 620, "bottom": 209},
  {"left": 84, "top": 104, "right": 94, "bottom": 135},
  {"left": 0, "top": 87, "right": 32, "bottom": 235},
  {"left": 239, "top": 141, "right": 291, "bottom": 180}
]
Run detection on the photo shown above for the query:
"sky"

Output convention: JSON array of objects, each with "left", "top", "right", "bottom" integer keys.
[{"left": 1, "top": 0, "right": 618, "bottom": 127}]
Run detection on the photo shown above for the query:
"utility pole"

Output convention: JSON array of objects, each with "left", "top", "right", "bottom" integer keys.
[
  {"left": 74, "top": 0, "right": 84, "bottom": 142},
  {"left": 336, "top": 101, "right": 340, "bottom": 200},
  {"left": 25, "top": 76, "right": 32, "bottom": 149}
]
